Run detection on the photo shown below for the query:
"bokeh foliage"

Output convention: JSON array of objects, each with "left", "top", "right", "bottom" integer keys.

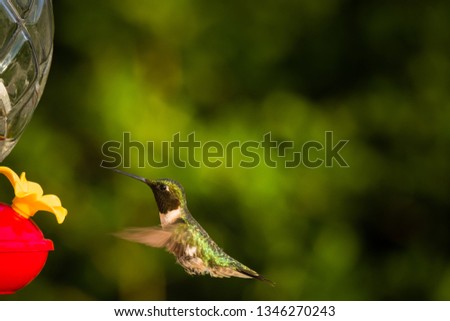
[{"left": 2, "top": 0, "right": 450, "bottom": 300}]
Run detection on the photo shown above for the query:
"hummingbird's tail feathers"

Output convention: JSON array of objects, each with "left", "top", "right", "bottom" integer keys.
[
  {"left": 208, "top": 267, "right": 254, "bottom": 279},
  {"left": 210, "top": 264, "right": 275, "bottom": 286},
  {"left": 114, "top": 227, "right": 173, "bottom": 248},
  {"left": 252, "top": 273, "right": 276, "bottom": 287},
  {"left": 238, "top": 268, "right": 276, "bottom": 287}
]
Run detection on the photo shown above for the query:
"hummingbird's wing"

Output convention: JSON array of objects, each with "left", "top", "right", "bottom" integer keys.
[{"left": 114, "top": 227, "right": 173, "bottom": 248}]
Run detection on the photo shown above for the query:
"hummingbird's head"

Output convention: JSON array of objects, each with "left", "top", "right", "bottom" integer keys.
[
  {"left": 147, "top": 178, "right": 186, "bottom": 214},
  {"left": 110, "top": 169, "right": 186, "bottom": 214}
]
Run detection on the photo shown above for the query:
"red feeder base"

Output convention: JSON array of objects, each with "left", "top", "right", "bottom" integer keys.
[{"left": 0, "top": 203, "right": 54, "bottom": 294}]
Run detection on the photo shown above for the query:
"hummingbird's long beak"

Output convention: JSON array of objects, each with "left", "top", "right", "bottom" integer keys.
[{"left": 109, "top": 168, "right": 149, "bottom": 184}]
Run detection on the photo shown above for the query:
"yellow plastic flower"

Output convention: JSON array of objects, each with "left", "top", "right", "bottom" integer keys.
[{"left": 0, "top": 166, "right": 67, "bottom": 223}]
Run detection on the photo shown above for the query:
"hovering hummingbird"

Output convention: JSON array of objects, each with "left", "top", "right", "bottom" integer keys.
[{"left": 112, "top": 169, "right": 273, "bottom": 285}]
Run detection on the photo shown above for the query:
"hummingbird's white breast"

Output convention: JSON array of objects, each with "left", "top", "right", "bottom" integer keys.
[{"left": 159, "top": 207, "right": 182, "bottom": 226}]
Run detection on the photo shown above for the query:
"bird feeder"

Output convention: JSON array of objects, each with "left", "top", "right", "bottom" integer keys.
[{"left": 0, "top": 166, "right": 67, "bottom": 294}]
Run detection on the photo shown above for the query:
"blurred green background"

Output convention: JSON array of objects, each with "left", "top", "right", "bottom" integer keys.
[{"left": 2, "top": 0, "right": 450, "bottom": 300}]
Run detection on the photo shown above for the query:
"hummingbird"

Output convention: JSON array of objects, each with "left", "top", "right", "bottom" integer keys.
[{"left": 112, "top": 169, "right": 273, "bottom": 285}]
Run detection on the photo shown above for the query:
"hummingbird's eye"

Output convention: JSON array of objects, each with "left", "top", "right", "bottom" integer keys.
[{"left": 158, "top": 184, "right": 168, "bottom": 191}]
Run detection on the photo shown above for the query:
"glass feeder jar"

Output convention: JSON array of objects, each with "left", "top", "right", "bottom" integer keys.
[{"left": 0, "top": 0, "right": 54, "bottom": 161}]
